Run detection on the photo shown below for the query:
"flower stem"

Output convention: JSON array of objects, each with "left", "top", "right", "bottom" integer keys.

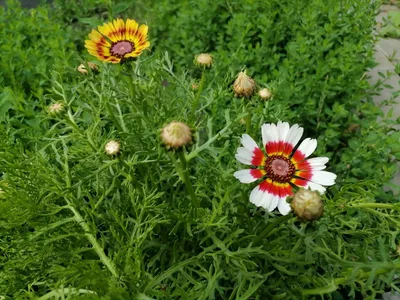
[
  {"left": 191, "top": 70, "right": 206, "bottom": 123},
  {"left": 63, "top": 112, "right": 97, "bottom": 152},
  {"left": 67, "top": 203, "right": 119, "bottom": 278},
  {"left": 350, "top": 203, "right": 400, "bottom": 210},
  {"left": 178, "top": 151, "right": 199, "bottom": 208}
]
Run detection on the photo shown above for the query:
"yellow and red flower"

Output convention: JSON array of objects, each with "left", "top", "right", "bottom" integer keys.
[
  {"left": 234, "top": 121, "right": 336, "bottom": 215},
  {"left": 85, "top": 18, "right": 150, "bottom": 63}
]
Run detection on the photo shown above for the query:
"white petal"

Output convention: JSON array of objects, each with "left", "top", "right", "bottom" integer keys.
[
  {"left": 285, "top": 124, "right": 304, "bottom": 148},
  {"left": 259, "top": 191, "right": 275, "bottom": 211},
  {"left": 235, "top": 147, "right": 253, "bottom": 165},
  {"left": 297, "top": 138, "right": 317, "bottom": 158},
  {"left": 310, "top": 171, "right": 337, "bottom": 186},
  {"left": 250, "top": 186, "right": 264, "bottom": 206},
  {"left": 306, "top": 157, "right": 329, "bottom": 171},
  {"left": 277, "top": 121, "right": 290, "bottom": 143},
  {"left": 305, "top": 181, "right": 326, "bottom": 194},
  {"left": 261, "top": 123, "right": 279, "bottom": 147},
  {"left": 268, "top": 195, "right": 279, "bottom": 211},
  {"left": 277, "top": 198, "right": 291, "bottom": 215},
  {"left": 233, "top": 169, "right": 258, "bottom": 183},
  {"left": 241, "top": 134, "right": 258, "bottom": 151}
]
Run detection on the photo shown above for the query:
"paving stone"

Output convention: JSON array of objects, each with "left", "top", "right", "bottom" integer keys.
[{"left": 377, "top": 38, "right": 400, "bottom": 61}]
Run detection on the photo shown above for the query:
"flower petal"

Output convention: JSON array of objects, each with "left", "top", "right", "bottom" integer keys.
[
  {"left": 305, "top": 181, "right": 326, "bottom": 194},
  {"left": 235, "top": 147, "right": 253, "bottom": 165},
  {"left": 296, "top": 138, "right": 317, "bottom": 158},
  {"left": 237, "top": 134, "right": 265, "bottom": 166},
  {"left": 282, "top": 124, "right": 303, "bottom": 155},
  {"left": 250, "top": 185, "right": 264, "bottom": 206},
  {"left": 234, "top": 169, "right": 264, "bottom": 183},
  {"left": 261, "top": 123, "right": 278, "bottom": 150},
  {"left": 306, "top": 157, "right": 329, "bottom": 171},
  {"left": 310, "top": 171, "right": 337, "bottom": 186},
  {"left": 241, "top": 134, "right": 258, "bottom": 151},
  {"left": 278, "top": 198, "right": 291, "bottom": 215}
]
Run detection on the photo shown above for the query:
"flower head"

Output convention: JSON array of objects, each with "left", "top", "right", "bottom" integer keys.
[
  {"left": 105, "top": 140, "right": 120, "bottom": 156},
  {"left": 77, "top": 62, "right": 98, "bottom": 74},
  {"left": 291, "top": 188, "right": 324, "bottom": 221},
  {"left": 194, "top": 53, "right": 213, "bottom": 69},
  {"left": 47, "top": 102, "right": 65, "bottom": 115},
  {"left": 233, "top": 71, "right": 256, "bottom": 98},
  {"left": 85, "top": 18, "right": 150, "bottom": 63},
  {"left": 258, "top": 88, "right": 272, "bottom": 100},
  {"left": 233, "top": 121, "right": 336, "bottom": 215},
  {"left": 161, "top": 121, "right": 192, "bottom": 149}
]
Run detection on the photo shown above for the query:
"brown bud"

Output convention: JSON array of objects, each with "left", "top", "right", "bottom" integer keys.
[
  {"left": 161, "top": 121, "right": 192, "bottom": 149},
  {"left": 233, "top": 71, "right": 256, "bottom": 98},
  {"left": 291, "top": 188, "right": 324, "bottom": 221},
  {"left": 105, "top": 140, "right": 120, "bottom": 156}
]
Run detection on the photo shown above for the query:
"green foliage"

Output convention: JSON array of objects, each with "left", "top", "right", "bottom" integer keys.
[
  {"left": 0, "top": 0, "right": 399, "bottom": 299},
  {"left": 380, "top": 10, "right": 400, "bottom": 38}
]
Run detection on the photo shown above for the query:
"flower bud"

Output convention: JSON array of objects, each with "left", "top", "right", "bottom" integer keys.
[
  {"left": 291, "top": 188, "right": 324, "bottom": 221},
  {"left": 161, "top": 121, "right": 192, "bottom": 149},
  {"left": 77, "top": 62, "right": 98, "bottom": 74},
  {"left": 47, "top": 102, "right": 65, "bottom": 115},
  {"left": 194, "top": 53, "right": 213, "bottom": 69},
  {"left": 105, "top": 140, "right": 120, "bottom": 156},
  {"left": 233, "top": 71, "right": 256, "bottom": 98},
  {"left": 258, "top": 88, "right": 272, "bottom": 100},
  {"left": 191, "top": 82, "right": 199, "bottom": 91}
]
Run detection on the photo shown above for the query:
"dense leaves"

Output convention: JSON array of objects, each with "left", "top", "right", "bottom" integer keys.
[{"left": 0, "top": 0, "right": 399, "bottom": 299}]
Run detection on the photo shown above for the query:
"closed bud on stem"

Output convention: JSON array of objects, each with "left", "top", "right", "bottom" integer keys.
[
  {"left": 194, "top": 53, "right": 213, "bottom": 69},
  {"left": 258, "top": 88, "right": 272, "bottom": 100},
  {"left": 233, "top": 71, "right": 256, "bottom": 98},
  {"left": 291, "top": 188, "right": 324, "bottom": 221},
  {"left": 77, "top": 62, "right": 99, "bottom": 74},
  {"left": 161, "top": 121, "right": 192, "bottom": 149},
  {"left": 47, "top": 102, "right": 65, "bottom": 115},
  {"left": 105, "top": 140, "right": 120, "bottom": 156}
]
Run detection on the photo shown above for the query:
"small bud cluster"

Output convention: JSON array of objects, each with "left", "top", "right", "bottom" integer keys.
[{"left": 77, "top": 62, "right": 98, "bottom": 74}]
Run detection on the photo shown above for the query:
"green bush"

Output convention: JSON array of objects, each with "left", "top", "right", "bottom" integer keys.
[{"left": 0, "top": 0, "right": 399, "bottom": 299}]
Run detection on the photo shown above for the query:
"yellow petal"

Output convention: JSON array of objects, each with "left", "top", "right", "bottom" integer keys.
[{"left": 126, "top": 19, "right": 139, "bottom": 41}]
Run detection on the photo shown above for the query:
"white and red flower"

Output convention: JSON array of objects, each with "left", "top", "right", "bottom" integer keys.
[{"left": 234, "top": 121, "right": 337, "bottom": 215}]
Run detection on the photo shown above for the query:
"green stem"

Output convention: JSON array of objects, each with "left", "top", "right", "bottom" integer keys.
[
  {"left": 67, "top": 203, "right": 119, "bottom": 278},
  {"left": 178, "top": 151, "right": 199, "bottom": 208},
  {"left": 245, "top": 112, "right": 251, "bottom": 134},
  {"left": 253, "top": 215, "right": 293, "bottom": 245},
  {"left": 191, "top": 71, "right": 206, "bottom": 123},
  {"left": 186, "top": 118, "right": 234, "bottom": 162},
  {"left": 105, "top": 101, "right": 124, "bottom": 132},
  {"left": 63, "top": 112, "right": 97, "bottom": 152},
  {"left": 350, "top": 203, "right": 400, "bottom": 210}
]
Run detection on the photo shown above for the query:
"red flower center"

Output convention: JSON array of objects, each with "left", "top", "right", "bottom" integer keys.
[
  {"left": 110, "top": 41, "right": 135, "bottom": 57},
  {"left": 265, "top": 155, "right": 295, "bottom": 183}
]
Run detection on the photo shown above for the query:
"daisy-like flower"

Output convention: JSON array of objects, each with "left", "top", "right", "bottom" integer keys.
[
  {"left": 85, "top": 18, "right": 150, "bottom": 63},
  {"left": 233, "top": 121, "right": 337, "bottom": 215}
]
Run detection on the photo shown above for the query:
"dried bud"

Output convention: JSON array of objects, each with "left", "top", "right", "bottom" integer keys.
[
  {"left": 105, "top": 140, "right": 120, "bottom": 156},
  {"left": 77, "top": 62, "right": 98, "bottom": 74},
  {"left": 233, "top": 71, "right": 256, "bottom": 98},
  {"left": 258, "top": 88, "right": 272, "bottom": 100},
  {"left": 47, "top": 102, "right": 65, "bottom": 115},
  {"left": 291, "top": 188, "right": 324, "bottom": 221},
  {"left": 194, "top": 53, "right": 213, "bottom": 69},
  {"left": 191, "top": 83, "right": 199, "bottom": 91},
  {"left": 161, "top": 121, "right": 192, "bottom": 149}
]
